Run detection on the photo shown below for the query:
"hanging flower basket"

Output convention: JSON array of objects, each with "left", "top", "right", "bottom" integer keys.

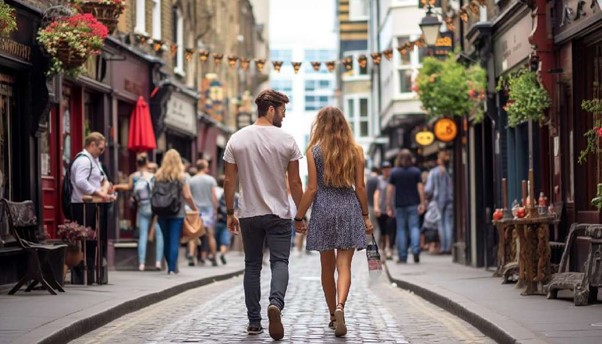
[
  {"left": 72, "top": 1, "right": 126, "bottom": 34},
  {"left": 37, "top": 13, "right": 108, "bottom": 76},
  {"left": 0, "top": 2, "right": 17, "bottom": 37},
  {"left": 496, "top": 69, "right": 551, "bottom": 128}
]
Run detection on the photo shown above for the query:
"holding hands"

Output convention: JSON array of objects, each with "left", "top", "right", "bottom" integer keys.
[{"left": 294, "top": 216, "right": 307, "bottom": 234}]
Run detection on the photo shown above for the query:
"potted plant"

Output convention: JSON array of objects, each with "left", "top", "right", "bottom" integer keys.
[
  {"left": 37, "top": 13, "right": 108, "bottom": 76},
  {"left": 70, "top": 0, "right": 126, "bottom": 34},
  {"left": 576, "top": 98, "right": 602, "bottom": 210},
  {"left": 0, "top": 1, "right": 17, "bottom": 37},
  {"left": 415, "top": 54, "right": 487, "bottom": 122},
  {"left": 57, "top": 220, "right": 96, "bottom": 268},
  {"left": 497, "top": 69, "right": 551, "bottom": 127}
]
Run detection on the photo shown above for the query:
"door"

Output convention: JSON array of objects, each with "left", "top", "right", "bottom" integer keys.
[
  {"left": 0, "top": 71, "right": 14, "bottom": 241},
  {"left": 40, "top": 106, "right": 60, "bottom": 238}
]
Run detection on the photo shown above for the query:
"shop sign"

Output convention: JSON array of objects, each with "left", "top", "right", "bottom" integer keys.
[
  {"left": 415, "top": 129, "right": 435, "bottom": 146},
  {"left": 165, "top": 92, "right": 197, "bottom": 136},
  {"left": 433, "top": 117, "right": 457, "bottom": 142},
  {"left": 0, "top": 37, "right": 31, "bottom": 62},
  {"left": 493, "top": 14, "right": 532, "bottom": 77}
]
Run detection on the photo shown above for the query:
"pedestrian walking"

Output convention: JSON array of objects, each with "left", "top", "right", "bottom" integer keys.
[
  {"left": 223, "top": 89, "right": 303, "bottom": 340},
  {"left": 114, "top": 153, "right": 164, "bottom": 271},
  {"left": 373, "top": 161, "right": 395, "bottom": 260},
  {"left": 366, "top": 166, "right": 380, "bottom": 240},
  {"left": 152, "top": 149, "right": 198, "bottom": 275},
  {"left": 425, "top": 149, "right": 454, "bottom": 254},
  {"left": 188, "top": 159, "right": 219, "bottom": 266},
  {"left": 215, "top": 175, "right": 236, "bottom": 265},
  {"left": 294, "top": 106, "right": 373, "bottom": 338},
  {"left": 386, "top": 149, "right": 426, "bottom": 264}
]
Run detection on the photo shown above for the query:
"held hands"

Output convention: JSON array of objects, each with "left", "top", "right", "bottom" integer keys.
[
  {"left": 227, "top": 214, "right": 240, "bottom": 235},
  {"left": 418, "top": 202, "right": 426, "bottom": 215},
  {"left": 294, "top": 218, "right": 307, "bottom": 234}
]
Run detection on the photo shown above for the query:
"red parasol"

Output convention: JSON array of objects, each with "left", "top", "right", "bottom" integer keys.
[{"left": 128, "top": 96, "right": 157, "bottom": 151}]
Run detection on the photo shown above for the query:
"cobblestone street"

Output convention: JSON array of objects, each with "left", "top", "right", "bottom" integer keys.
[{"left": 72, "top": 252, "right": 494, "bottom": 344}]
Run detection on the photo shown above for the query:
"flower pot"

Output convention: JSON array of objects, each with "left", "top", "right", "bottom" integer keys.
[
  {"left": 79, "top": 2, "right": 120, "bottom": 34},
  {"left": 65, "top": 243, "right": 84, "bottom": 268},
  {"left": 55, "top": 40, "right": 88, "bottom": 69}
]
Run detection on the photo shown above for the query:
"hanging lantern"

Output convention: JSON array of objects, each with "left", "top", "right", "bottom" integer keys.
[
  {"left": 325, "top": 61, "right": 336, "bottom": 72},
  {"left": 227, "top": 55, "right": 239, "bottom": 68},
  {"left": 255, "top": 58, "right": 266, "bottom": 72},
  {"left": 292, "top": 62, "right": 302, "bottom": 74},
  {"left": 459, "top": 8, "right": 469, "bottom": 23},
  {"left": 272, "top": 60, "right": 283, "bottom": 72},
  {"left": 311, "top": 61, "right": 321, "bottom": 71},
  {"left": 370, "top": 52, "right": 382, "bottom": 65},
  {"left": 213, "top": 53, "right": 223, "bottom": 66},
  {"left": 185, "top": 48, "right": 195, "bottom": 61},
  {"left": 152, "top": 39, "right": 164, "bottom": 52},
  {"left": 383, "top": 49, "right": 393, "bottom": 61},
  {"left": 170, "top": 44, "right": 178, "bottom": 57},
  {"left": 240, "top": 58, "right": 250, "bottom": 71},
  {"left": 199, "top": 50, "right": 210, "bottom": 64},
  {"left": 358, "top": 55, "right": 368, "bottom": 68}
]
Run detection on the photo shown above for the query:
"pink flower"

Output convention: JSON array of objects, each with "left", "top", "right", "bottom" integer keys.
[{"left": 598, "top": 127, "right": 602, "bottom": 138}]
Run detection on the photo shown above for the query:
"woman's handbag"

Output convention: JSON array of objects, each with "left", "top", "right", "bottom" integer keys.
[
  {"left": 366, "top": 234, "right": 382, "bottom": 277},
  {"left": 182, "top": 211, "right": 205, "bottom": 239}
]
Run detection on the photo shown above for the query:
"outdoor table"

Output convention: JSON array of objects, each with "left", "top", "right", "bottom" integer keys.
[
  {"left": 82, "top": 195, "right": 111, "bottom": 286},
  {"left": 492, "top": 217, "right": 519, "bottom": 283},
  {"left": 514, "top": 215, "right": 559, "bottom": 295}
]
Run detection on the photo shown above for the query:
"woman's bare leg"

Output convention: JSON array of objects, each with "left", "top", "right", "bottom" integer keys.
[
  {"left": 320, "top": 250, "right": 337, "bottom": 314},
  {"left": 335, "top": 249, "right": 355, "bottom": 306}
]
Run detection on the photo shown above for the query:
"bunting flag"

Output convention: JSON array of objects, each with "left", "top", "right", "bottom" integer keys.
[
  {"left": 227, "top": 55, "right": 239, "bottom": 68},
  {"left": 272, "top": 61, "right": 283, "bottom": 72},
  {"left": 358, "top": 55, "right": 368, "bottom": 68},
  {"left": 325, "top": 61, "right": 336, "bottom": 72},
  {"left": 255, "top": 58, "right": 266, "bottom": 72},
  {"left": 371, "top": 52, "right": 382, "bottom": 65},
  {"left": 199, "top": 50, "right": 210, "bottom": 64},
  {"left": 212, "top": 53, "right": 223, "bottom": 66},
  {"left": 311, "top": 61, "right": 321, "bottom": 71},
  {"left": 240, "top": 58, "right": 250, "bottom": 71},
  {"left": 170, "top": 44, "right": 178, "bottom": 58},
  {"left": 342, "top": 57, "right": 353, "bottom": 71},
  {"left": 383, "top": 48, "right": 393, "bottom": 61},
  {"left": 185, "top": 48, "right": 195, "bottom": 61},
  {"left": 292, "top": 62, "right": 302, "bottom": 74},
  {"left": 152, "top": 40, "right": 163, "bottom": 52}
]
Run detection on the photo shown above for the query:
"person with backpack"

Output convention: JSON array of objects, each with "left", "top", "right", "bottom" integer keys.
[
  {"left": 66, "top": 132, "right": 116, "bottom": 284},
  {"left": 152, "top": 149, "right": 198, "bottom": 274},
  {"left": 114, "top": 154, "right": 164, "bottom": 271}
]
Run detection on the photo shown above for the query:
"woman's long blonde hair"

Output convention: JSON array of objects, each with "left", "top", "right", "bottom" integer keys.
[
  {"left": 155, "top": 149, "right": 185, "bottom": 182},
  {"left": 306, "top": 106, "right": 359, "bottom": 188}
]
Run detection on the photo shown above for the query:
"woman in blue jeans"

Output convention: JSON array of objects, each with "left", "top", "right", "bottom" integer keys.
[
  {"left": 154, "top": 149, "right": 198, "bottom": 274},
  {"left": 114, "top": 154, "right": 164, "bottom": 271}
]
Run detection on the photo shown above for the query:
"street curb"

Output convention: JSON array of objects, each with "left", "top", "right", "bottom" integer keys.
[
  {"left": 38, "top": 269, "right": 244, "bottom": 344},
  {"left": 384, "top": 263, "right": 517, "bottom": 344}
]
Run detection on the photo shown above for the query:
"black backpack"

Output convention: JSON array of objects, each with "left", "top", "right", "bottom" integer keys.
[
  {"left": 61, "top": 153, "right": 93, "bottom": 218},
  {"left": 151, "top": 180, "right": 182, "bottom": 216}
]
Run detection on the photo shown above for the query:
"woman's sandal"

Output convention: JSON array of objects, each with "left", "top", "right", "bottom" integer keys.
[
  {"left": 334, "top": 303, "right": 347, "bottom": 337},
  {"left": 328, "top": 312, "right": 336, "bottom": 330}
]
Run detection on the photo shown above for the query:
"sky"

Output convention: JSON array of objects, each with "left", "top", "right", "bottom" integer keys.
[{"left": 269, "top": 0, "right": 337, "bottom": 46}]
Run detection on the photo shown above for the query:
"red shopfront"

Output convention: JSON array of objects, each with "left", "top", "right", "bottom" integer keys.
[{"left": 40, "top": 57, "right": 112, "bottom": 238}]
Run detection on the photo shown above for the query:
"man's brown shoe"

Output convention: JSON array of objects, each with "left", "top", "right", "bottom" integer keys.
[{"left": 267, "top": 304, "right": 284, "bottom": 340}]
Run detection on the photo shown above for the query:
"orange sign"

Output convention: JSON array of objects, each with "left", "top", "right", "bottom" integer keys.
[
  {"left": 415, "top": 130, "right": 435, "bottom": 146},
  {"left": 434, "top": 118, "right": 458, "bottom": 142}
]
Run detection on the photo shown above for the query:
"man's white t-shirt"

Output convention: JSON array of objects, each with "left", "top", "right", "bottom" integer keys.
[{"left": 223, "top": 125, "right": 302, "bottom": 219}]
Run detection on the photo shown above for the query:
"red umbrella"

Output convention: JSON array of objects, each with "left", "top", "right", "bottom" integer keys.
[{"left": 128, "top": 96, "right": 157, "bottom": 151}]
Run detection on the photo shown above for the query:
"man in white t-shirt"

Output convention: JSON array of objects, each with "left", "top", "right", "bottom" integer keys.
[{"left": 223, "top": 89, "right": 303, "bottom": 340}]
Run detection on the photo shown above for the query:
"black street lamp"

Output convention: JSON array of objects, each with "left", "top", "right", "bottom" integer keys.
[{"left": 419, "top": 5, "right": 443, "bottom": 46}]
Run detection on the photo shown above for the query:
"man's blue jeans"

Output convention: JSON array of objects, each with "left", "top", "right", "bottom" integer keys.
[
  {"left": 239, "top": 215, "right": 291, "bottom": 324},
  {"left": 137, "top": 208, "right": 164, "bottom": 265},
  {"left": 438, "top": 202, "right": 454, "bottom": 252},
  {"left": 158, "top": 216, "right": 183, "bottom": 273},
  {"left": 395, "top": 205, "right": 420, "bottom": 262}
]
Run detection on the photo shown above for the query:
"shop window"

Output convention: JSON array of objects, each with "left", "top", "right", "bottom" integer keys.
[
  {"left": 399, "top": 70, "right": 413, "bottom": 93},
  {"left": 345, "top": 96, "right": 370, "bottom": 138}
]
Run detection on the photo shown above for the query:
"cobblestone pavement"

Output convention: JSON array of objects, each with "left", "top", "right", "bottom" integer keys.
[{"left": 72, "top": 252, "right": 494, "bottom": 344}]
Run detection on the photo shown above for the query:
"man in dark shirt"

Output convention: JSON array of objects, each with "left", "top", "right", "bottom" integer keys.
[
  {"left": 366, "top": 166, "right": 380, "bottom": 234},
  {"left": 386, "top": 149, "right": 426, "bottom": 263}
]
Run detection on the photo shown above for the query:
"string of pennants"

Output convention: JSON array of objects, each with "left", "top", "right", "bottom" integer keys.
[{"left": 132, "top": 0, "right": 487, "bottom": 74}]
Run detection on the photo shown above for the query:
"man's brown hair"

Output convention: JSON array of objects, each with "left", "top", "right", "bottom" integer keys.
[
  {"left": 196, "top": 159, "right": 208, "bottom": 172},
  {"left": 395, "top": 149, "right": 414, "bottom": 168},
  {"left": 84, "top": 132, "right": 105, "bottom": 147},
  {"left": 255, "top": 89, "right": 289, "bottom": 116}
]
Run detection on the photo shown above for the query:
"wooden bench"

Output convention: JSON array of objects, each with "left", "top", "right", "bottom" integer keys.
[{"left": 544, "top": 224, "right": 602, "bottom": 306}]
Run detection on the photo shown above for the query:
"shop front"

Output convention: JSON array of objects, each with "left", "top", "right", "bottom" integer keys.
[
  {"left": 554, "top": 1, "right": 602, "bottom": 225},
  {"left": 0, "top": 2, "right": 51, "bottom": 284},
  {"left": 151, "top": 82, "right": 198, "bottom": 164}
]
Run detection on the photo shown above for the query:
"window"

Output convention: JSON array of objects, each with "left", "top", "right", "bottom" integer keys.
[
  {"left": 152, "top": 0, "right": 161, "bottom": 39},
  {"left": 135, "top": 0, "right": 146, "bottom": 33},
  {"left": 345, "top": 96, "right": 370, "bottom": 138},
  {"left": 305, "top": 79, "right": 332, "bottom": 92},
  {"left": 349, "top": 0, "right": 369, "bottom": 21},
  {"left": 397, "top": 36, "right": 411, "bottom": 66},
  {"left": 174, "top": 7, "right": 184, "bottom": 75},
  {"left": 305, "top": 95, "right": 330, "bottom": 111},
  {"left": 399, "top": 70, "right": 413, "bottom": 93}
]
